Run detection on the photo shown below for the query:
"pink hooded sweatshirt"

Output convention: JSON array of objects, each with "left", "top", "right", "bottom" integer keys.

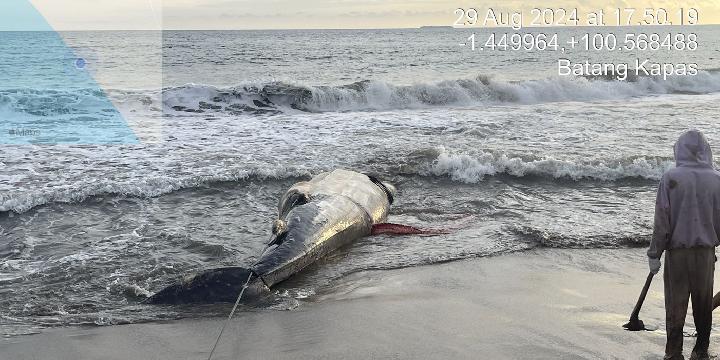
[{"left": 648, "top": 130, "right": 720, "bottom": 259}]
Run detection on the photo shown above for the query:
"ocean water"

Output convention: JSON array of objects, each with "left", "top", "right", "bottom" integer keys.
[{"left": 1, "top": 27, "right": 719, "bottom": 336}]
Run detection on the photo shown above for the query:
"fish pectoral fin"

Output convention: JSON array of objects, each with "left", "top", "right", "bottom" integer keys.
[{"left": 371, "top": 223, "right": 449, "bottom": 236}]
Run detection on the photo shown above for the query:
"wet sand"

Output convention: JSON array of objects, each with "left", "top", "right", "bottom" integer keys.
[{"left": 3, "top": 248, "right": 719, "bottom": 359}]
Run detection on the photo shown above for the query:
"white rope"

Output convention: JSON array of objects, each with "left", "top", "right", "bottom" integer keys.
[
  {"left": 206, "top": 239, "right": 274, "bottom": 360},
  {"left": 206, "top": 270, "right": 255, "bottom": 360}
]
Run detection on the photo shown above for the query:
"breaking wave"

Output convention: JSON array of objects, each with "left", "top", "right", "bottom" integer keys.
[
  {"left": 2, "top": 71, "right": 720, "bottom": 117},
  {"left": 0, "top": 149, "right": 680, "bottom": 215},
  {"left": 418, "top": 147, "right": 677, "bottom": 182},
  {"left": 162, "top": 71, "right": 720, "bottom": 114},
  {"left": 0, "top": 166, "right": 312, "bottom": 214},
  {"left": 0, "top": 146, "right": 698, "bottom": 214}
]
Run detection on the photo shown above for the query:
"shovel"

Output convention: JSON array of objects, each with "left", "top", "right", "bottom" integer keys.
[{"left": 623, "top": 272, "right": 656, "bottom": 331}]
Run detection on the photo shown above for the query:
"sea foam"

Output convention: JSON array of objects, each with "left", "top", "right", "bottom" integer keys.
[{"left": 422, "top": 147, "right": 677, "bottom": 183}]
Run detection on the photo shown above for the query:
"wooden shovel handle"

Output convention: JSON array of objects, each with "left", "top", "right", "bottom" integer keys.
[{"left": 630, "top": 272, "right": 654, "bottom": 320}]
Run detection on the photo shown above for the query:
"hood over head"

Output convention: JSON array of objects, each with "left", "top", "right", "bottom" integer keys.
[{"left": 674, "top": 130, "right": 714, "bottom": 168}]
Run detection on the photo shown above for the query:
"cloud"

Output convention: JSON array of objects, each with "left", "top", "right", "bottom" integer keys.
[{"left": 30, "top": 0, "right": 161, "bottom": 30}]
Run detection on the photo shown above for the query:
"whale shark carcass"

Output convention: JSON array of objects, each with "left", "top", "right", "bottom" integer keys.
[{"left": 146, "top": 169, "right": 397, "bottom": 304}]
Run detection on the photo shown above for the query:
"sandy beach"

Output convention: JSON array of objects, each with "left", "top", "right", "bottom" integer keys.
[
  {"left": 3, "top": 248, "right": 719, "bottom": 360},
  {"left": 2, "top": 3, "right": 719, "bottom": 360}
]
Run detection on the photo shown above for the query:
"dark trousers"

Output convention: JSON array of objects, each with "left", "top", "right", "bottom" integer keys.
[{"left": 664, "top": 247, "right": 715, "bottom": 359}]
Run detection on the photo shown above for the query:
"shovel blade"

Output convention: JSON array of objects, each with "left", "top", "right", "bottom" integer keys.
[
  {"left": 623, "top": 318, "right": 646, "bottom": 331},
  {"left": 623, "top": 318, "right": 657, "bottom": 331}
]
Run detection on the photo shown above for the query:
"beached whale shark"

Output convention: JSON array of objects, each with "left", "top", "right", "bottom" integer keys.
[{"left": 146, "top": 169, "right": 398, "bottom": 304}]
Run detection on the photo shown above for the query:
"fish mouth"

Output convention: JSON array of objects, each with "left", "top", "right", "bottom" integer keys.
[{"left": 145, "top": 267, "right": 270, "bottom": 305}]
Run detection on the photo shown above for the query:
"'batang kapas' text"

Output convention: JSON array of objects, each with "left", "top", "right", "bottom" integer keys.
[{"left": 558, "top": 59, "right": 699, "bottom": 81}]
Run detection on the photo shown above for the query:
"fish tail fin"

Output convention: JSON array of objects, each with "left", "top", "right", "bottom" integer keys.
[{"left": 146, "top": 267, "right": 269, "bottom": 305}]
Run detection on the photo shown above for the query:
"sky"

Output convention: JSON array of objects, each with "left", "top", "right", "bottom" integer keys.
[{"left": 22, "top": 0, "right": 720, "bottom": 30}]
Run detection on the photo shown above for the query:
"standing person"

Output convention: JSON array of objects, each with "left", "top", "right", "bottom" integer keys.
[{"left": 647, "top": 130, "right": 720, "bottom": 360}]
